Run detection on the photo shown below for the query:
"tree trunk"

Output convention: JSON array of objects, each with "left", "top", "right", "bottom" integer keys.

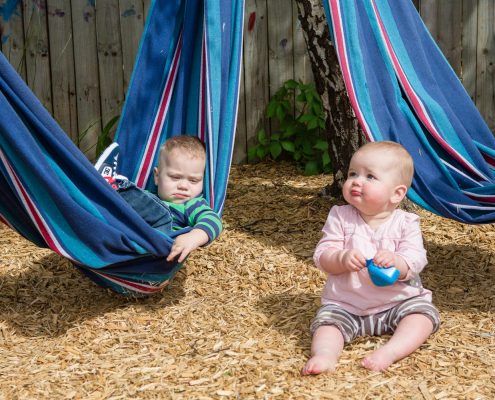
[{"left": 294, "top": 0, "right": 367, "bottom": 197}]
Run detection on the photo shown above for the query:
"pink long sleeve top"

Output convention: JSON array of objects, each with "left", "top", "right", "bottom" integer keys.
[{"left": 314, "top": 205, "right": 431, "bottom": 316}]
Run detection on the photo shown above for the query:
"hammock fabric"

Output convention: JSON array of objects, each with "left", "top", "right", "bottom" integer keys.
[
  {"left": 0, "top": 0, "right": 244, "bottom": 295},
  {"left": 324, "top": 0, "right": 495, "bottom": 223}
]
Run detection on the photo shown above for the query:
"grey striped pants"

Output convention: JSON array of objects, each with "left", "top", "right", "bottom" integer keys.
[{"left": 310, "top": 296, "right": 440, "bottom": 343}]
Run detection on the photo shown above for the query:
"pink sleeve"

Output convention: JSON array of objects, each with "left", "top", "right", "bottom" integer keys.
[
  {"left": 396, "top": 213, "right": 428, "bottom": 280},
  {"left": 313, "top": 206, "right": 345, "bottom": 270}
]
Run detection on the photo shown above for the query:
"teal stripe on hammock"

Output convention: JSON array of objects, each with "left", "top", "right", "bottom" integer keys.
[
  {"left": 98, "top": 269, "right": 179, "bottom": 284},
  {"left": 371, "top": 0, "right": 478, "bottom": 168},
  {"left": 1, "top": 137, "right": 107, "bottom": 266},
  {"left": 184, "top": 1, "right": 203, "bottom": 137},
  {"left": 340, "top": 0, "right": 383, "bottom": 141},
  {"left": 213, "top": 0, "right": 244, "bottom": 212},
  {"left": 205, "top": 2, "right": 222, "bottom": 164},
  {"left": 475, "top": 141, "right": 495, "bottom": 159},
  {"left": 397, "top": 95, "right": 461, "bottom": 190}
]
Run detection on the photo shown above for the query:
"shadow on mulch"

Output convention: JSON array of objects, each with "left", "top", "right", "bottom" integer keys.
[
  {"left": 0, "top": 253, "right": 186, "bottom": 338},
  {"left": 424, "top": 241, "right": 494, "bottom": 313},
  {"left": 256, "top": 292, "right": 315, "bottom": 350}
]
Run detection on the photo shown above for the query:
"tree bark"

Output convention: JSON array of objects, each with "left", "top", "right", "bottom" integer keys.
[{"left": 294, "top": 0, "right": 367, "bottom": 197}]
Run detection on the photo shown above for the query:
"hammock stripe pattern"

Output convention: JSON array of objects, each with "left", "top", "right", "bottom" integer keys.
[
  {"left": 134, "top": 31, "right": 183, "bottom": 190},
  {"left": 324, "top": 0, "right": 495, "bottom": 223},
  {"left": 0, "top": 0, "right": 244, "bottom": 295},
  {"left": 0, "top": 148, "right": 72, "bottom": 260}
]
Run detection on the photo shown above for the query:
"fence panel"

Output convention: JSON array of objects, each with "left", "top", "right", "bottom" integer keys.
[
  {"left": 1, "top": 0, "right": 26, "bottom": 79},
  {"left": 420, "top": 0, "right": 463, "bottom": 76},
  {"left": 462, "top": 0, "right": 479, "bottom": 101},
  {"left": 476, "top": 0, "right": 495, "bottom": 131},
  {"left": 71, "top": 1, "right": 101, "bottom": 157},
  {"left": 95, "top": 0, "right": 124, "bottom": 136},
  {"left": 0, "top": 0, "right": 494, "bottom": 162},
  {"left": 24, "top": 1, "right": 52, "bottom": 113},
  {"left": 47, "top": 0, "right": 78, "bottom": 141},
  {"left": 118, "top": 0, "right": 146, "bottom": 94},
  {"left": 239, "top": 0, "right": 270, "bottom": 163}
]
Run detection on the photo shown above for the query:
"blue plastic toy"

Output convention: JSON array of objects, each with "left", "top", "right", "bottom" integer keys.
[{"left": 366, "top": 259, "right": 400, "bottom": 286}]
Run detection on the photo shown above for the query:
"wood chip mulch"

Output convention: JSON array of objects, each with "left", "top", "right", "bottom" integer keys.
[{"left": 0, "top": 161, "right": 494, "bottom": 399}]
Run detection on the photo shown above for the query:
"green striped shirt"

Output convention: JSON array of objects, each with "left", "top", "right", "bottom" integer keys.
[{"left": 165, "top": 197, "right": 222, "bottom": 243}]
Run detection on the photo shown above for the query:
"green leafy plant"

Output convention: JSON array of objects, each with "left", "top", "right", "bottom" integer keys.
[
  {"left": 77, "top": 115, "right": 120, "bottom": 160},
  {"left": 248, "top": 79, "right": 331, "bottom": 175},
  {"left": 96, "top": 115, "right": 120, "bottom": 157}
]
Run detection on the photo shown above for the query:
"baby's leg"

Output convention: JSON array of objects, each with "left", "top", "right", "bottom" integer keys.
[
  {"left": 118, "top": 184, "right": 173, "bottom": 233},
  {"left": 302, "top": 325, "right": 345, "bottom": 375},
  {"left": 362, "top": 313, "right": 433, "bottom": 371}
]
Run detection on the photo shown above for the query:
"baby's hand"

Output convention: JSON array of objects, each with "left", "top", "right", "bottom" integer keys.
[
  {"left": 373, "top": 250, "right": 396, "bottom": 268},
  {"left": 342, "top": 249, "right": 366, "bottom": 272},
  {"left": 166, "top": 229, "right": 209, "bottom": 263}
]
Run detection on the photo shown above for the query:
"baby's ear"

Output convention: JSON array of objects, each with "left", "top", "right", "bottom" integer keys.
[
  {"left": 153, "top": 167, "right": 159, "bottom": 185},
  {"left": 392, "top": 184, "right": 408, "bottom": 204}
]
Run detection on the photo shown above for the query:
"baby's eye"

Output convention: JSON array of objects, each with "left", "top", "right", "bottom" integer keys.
[
  {"left": 348, "top": 172, "right": 357, "bottom": 178},
  {"left": 189, "top": 179, "right": 201, "bottom": 184},
  {"left": 366, "top": 174, "right": 376, "bottom": 180},
  {"left": 170, "top": 175, "right": 181, "bottom": 180}
]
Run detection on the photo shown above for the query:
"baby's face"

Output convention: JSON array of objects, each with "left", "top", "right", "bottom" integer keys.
[
  {"left": 153, "top": 149, "right": 205, "bottom": 204},
  {"left": 342, "top": 149, "right": 403, "bottom": 216}
]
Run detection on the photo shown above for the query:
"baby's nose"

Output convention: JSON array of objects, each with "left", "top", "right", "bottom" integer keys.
[{"left": 178, "top": 179, "right": 189, "bottom": 188}]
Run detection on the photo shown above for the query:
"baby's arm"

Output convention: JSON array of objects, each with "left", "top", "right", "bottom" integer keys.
[
  {"left": 373, "top": 213, "right": 427, "bottom": 280},
  {"left": 167, "top": 198, "right": 223, "bottom": 263},
  {"left": 315, "top": 206, "right": 366, "bottom": 274},
  {"left": 166, "top": 229, "right": 209, "bottom": 263},
  {"left": 319, "top": 248, "right": 367, "bottom": 274}
]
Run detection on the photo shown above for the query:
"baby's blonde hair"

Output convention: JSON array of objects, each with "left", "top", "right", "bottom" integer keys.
[
  {"left": 159, "top": 135, "right": 206, "bottom": 163},
  {"left": 355, "top": 141, "right": 414, "bottom": 187}
]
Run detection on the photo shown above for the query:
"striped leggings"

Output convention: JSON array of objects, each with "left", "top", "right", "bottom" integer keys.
[{"left": 310, "top": 297, "right": 440, "bottom": 343}]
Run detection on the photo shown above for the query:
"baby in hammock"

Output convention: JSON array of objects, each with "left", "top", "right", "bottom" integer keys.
[{"left": 95, "top": 136, "right": 222, "bottom": 262}]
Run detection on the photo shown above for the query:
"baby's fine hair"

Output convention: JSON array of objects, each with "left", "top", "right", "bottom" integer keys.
[
  {"left": 161, "top": 135, "right": 206, "bottom": 159},
  {"left": 356, "top": 141, "right": 414, "bottom": 187}
]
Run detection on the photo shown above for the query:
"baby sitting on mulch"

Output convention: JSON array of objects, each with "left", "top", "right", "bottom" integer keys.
[
  {"left": 95, "top": 136, "right": 222, "bottom": 263},
  {"left": 303, "top": 141, "right": 440, "bottom": 374}
]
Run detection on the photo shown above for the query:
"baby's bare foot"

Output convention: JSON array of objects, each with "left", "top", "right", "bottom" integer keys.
[
  {"left": 361, "top": 347, "right": 397, "bottom": 371},
  {"left": 302, "top": 355, "right": 337, "bottom": 375}
]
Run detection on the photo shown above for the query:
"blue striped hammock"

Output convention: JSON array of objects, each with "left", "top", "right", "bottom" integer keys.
[
  {"left": 324, "top": 0, "right": 495, "bottom": 223},
  {"left": 0, "top": 0, "right": 244, "bottom": 295}
]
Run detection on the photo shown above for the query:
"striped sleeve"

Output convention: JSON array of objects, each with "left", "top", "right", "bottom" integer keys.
[{"left": 184, "top": 197, "right": 223, "bottom": 243}]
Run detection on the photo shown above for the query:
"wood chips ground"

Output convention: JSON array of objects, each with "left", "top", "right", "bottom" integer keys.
[{"left": 0, "top": 162, "right": 494, "bottom": 399}]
